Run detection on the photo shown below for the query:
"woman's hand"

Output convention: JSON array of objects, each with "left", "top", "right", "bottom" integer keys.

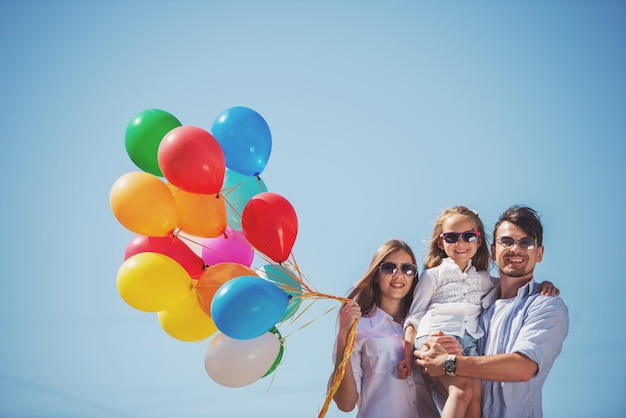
[
  {"left": 397, "top": 356, "right": 413, "bottom": 379},
  {"left": 338, "top": 300, "right": 361, "bottom": 342}
]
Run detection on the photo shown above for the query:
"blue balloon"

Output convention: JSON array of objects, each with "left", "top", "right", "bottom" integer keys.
[
  {"left": 211, "top": 107, "right": 272, "bottom": 176},
  {"left": 211, "top": 275, "right": 288, "bottom": 339},
  {"left": 222, "top": 169, "right": 268, "bottom": 229},
  {"left": 256, "top": 264, "right": 302, "bottom": 322}
]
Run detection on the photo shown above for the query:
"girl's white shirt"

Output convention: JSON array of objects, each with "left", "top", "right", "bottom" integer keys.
[{"left": 405, "top": 258, "right": 497, "bottom": 339}]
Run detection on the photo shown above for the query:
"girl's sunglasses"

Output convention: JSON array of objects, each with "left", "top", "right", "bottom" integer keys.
[
  {"left": 440, "top": 229, "right": 480, "bottom": 244},
  {"left": 378, "top": 261, "right": 418, "bottom": 277}
]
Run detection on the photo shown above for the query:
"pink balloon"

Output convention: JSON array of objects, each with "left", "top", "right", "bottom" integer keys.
[
  {"left": 201, "top": 227, "right": 254, "bottom": 267},
  {"left": 124, "top": 234, "right": 205, "bottom": 279},
  {"left": 157, "top": 126, "right": 226, "bottom": 194}
]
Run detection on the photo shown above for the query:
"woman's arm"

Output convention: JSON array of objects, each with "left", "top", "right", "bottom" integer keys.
[
  {"left": 398, "top": 324, "right": 417, "bottom": 379},
  {"left": 331, "top": 300, "right": 361, "bottom": 412}
]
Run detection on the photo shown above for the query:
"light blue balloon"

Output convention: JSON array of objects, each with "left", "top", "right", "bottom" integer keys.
[
  {"left": 256, "top": 264, "right": 302, "bottom": 323},
  {"left": 222, "top": 169, "right": 268, "bottom": 229},
  {"left": 211, "top": 276, "right": 288, "bottom": 340},
  {"left": 211, "top": 107, "right": 272, "bottom": 176}
]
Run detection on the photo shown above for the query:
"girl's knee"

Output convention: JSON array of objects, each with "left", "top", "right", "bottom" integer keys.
[{"left": 448, "top": 382, "right": 473, "bottom": 403}]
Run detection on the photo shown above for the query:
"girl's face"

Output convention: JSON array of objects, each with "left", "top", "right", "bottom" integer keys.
[
  {"left": 438, "top": 214, "right": 481, "bottom": 271},
  {"left": 376, "top": 249, "right": 417, "bottom": 303}
]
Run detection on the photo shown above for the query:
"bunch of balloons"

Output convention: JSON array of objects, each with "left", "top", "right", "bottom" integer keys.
[{"left": 110, "top": 107, "right": 309, "bottom": 388}]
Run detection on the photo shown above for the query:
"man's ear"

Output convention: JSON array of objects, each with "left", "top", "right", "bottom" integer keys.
[{"left": 535, "top": 246, "right": 544, "bottom": 263}]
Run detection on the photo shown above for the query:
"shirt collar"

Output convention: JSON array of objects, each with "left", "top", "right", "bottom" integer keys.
[
  {"left": 442, "top": 256, "right": 475, "bottom": 273},
  {"left": 367, "top": 305, "right": 395, "bottom": 328},
  {"left": 482, "top": 276, "right": 537, "bottom": 309}
]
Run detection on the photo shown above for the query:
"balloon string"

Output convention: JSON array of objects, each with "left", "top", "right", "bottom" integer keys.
[
  {"left": 285, "top": 252, "right": 317, "bottom": 293},
  {"left": 318, "top": 319, "right": 358, "bottom": 418},
  {"left": 279, "top": 304, "right": 338, "bottom": 341},
  {"left": 301, "top": 292, "right": 351, "bottom": 304}
]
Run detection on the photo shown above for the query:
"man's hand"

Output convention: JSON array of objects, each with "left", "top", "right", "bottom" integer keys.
[
  {"left": 414, "top": 341, "right": 449, "bottom": 377},
  {"left": 419, "top": 330, "right": 463, "bottom": 355},
  {"left": 413, "top": 331, "right": 463, "bottom": 377}
]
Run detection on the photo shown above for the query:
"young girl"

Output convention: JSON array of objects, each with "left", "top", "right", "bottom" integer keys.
[
  {"left": 399, "top": 206, "right": 557, "bottom": 418},
  {"left": 330, "top": 239, "right": 459, "bottom": 418}
]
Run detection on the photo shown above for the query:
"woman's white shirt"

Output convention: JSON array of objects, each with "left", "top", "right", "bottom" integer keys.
[{"left": 344, "top": 306, "right": 427, "bottom": 418}]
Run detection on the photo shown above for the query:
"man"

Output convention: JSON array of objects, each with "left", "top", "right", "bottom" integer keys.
[{"left": 415, "top": 205, "right": 569, "bottom": 418}]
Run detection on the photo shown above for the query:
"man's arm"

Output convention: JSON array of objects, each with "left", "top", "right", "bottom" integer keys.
[{"left": 415, "top": 342, "right": 537, "bottom": 382}]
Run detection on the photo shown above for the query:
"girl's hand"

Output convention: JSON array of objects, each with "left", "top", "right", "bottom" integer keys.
[{"left": 538, "top": 280, "right": 560, "bottom": 296}]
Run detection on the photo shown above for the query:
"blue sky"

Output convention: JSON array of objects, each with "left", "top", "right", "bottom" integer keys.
[{"left": 1, "top": 1, "right": 625, "bottom": 417}]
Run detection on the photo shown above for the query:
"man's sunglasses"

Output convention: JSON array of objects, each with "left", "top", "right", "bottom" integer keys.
[
  {"left": 440, "top": 229, "right": 480, "bottom": 244},
  {"left": 495, "top": 236, "right": 537, "bottom": 252},
  {"left": 378, "top": 262, "right": 418, "bottom": 277}
]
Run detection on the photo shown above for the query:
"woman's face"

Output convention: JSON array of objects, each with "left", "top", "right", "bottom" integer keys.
[{"left": 376, "top": 249, "right": 417, "bottom": 303}]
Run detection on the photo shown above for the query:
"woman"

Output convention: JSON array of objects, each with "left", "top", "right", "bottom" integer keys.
[{"left": 330, "top": 239, "right": 459, "bottom": 418}]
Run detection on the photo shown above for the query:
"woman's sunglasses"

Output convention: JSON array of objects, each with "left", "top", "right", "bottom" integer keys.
[
  {"left": 440, "top": 229, "right": 480, "bottom": 244},
  {"left": 379, "top": 262, "right": 418, "bottom": 277}
]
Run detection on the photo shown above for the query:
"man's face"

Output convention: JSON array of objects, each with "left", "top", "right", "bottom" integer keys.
[{"left": 492, "top": 221, "right": 544, "bottom": 280}]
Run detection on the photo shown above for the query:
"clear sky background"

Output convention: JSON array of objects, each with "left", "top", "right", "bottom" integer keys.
[{"left": 1, "top": 1, "right": 625, "bottom": 417}]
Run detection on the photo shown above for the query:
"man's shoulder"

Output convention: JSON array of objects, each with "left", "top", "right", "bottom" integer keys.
[{"left": 527, "top": 288, "right": 569, "bottom": 317}]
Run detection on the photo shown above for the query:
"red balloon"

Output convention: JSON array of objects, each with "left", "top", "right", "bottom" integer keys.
[
  {"left": 124, "top": 234, "right": 206, "bottom": 279},
  {"left": 241, "top": 192, "right": 298, "bottom": 263},
  {"left": 158, "top": 126, "right": 226, "bottom": 194}
]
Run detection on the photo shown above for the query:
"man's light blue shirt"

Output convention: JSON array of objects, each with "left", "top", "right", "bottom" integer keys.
[{"left": 478, "top": 277, "right": 569, "bottom": 418}]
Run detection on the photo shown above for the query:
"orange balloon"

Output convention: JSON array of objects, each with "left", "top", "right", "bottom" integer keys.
[
  {"left": 158, "top": 289, "right": 218, "bottom": 342},
  {"left": 196, "top": 262, "right": 257, "bottom": 316},
  {"left": 110, "top": 172, "right": 177, "bottom": 237},
  {"left": 168, "top": 184, "right": 227, "bottom": 238}
]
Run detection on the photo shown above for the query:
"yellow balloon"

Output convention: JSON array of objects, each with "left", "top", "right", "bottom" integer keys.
[
  {"left": 110, "top": 171, "right": 177, "bottom": 237},
  {"left": 117, "top": 252, "right": 192, "bottom": 312},
  {"left": 169, "top": 184, "right": 227, "bottom": 238},
  {"left": 158, "top": 289, "right": 218, "bottom": 342}
]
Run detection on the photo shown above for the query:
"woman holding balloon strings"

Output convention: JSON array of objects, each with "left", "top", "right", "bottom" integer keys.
[{"left": 330, "top": 239, "right": 459, "bottom": 418}]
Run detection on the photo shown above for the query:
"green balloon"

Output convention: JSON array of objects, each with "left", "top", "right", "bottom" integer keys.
[
  {"left": 125, "top": 109, "right": 181, "bottom": 176},
  {"left": 263, "top": 327, "right": 284, "bottom": 378}
]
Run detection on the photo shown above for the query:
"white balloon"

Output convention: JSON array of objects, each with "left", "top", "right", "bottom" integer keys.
[{"left": 204, "top": 331, "right": 281, "bottom": 387}]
